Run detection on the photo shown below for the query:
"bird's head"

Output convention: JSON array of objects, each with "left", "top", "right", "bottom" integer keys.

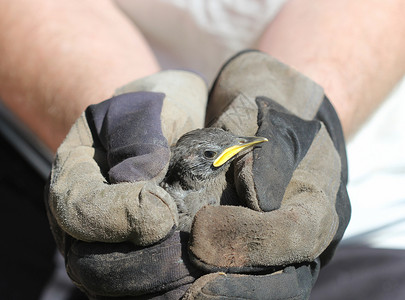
[{"left": 163, "top": 128, "right": 267, "bottom": 189}]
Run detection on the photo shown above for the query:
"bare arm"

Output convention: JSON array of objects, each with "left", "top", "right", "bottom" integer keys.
[
  {"left": 0, "top": 0, "right": 159, "bottom": 151},
  {"left": 259, "top": 0, "right": 405, "bottom": 138}
]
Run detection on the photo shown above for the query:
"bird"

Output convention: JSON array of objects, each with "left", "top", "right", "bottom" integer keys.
[{"left": 160, "top": 127, "right": 268, "bottom": 232}]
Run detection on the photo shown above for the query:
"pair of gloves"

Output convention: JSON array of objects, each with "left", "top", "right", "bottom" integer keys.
[{"left": 46, "top": 50, "right": 350, "bottom": 299}]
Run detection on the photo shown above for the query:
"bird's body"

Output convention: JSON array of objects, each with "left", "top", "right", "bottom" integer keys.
[
  {"left": 161, "top": 171, "right": 228, "bottom": 231},
  {"left": 161, "top": 128, "right": 267, "bottom": 232}
]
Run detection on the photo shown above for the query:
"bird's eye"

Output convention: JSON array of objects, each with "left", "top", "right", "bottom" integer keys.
[{"left": 203, "top": 150, "right": 217, "bottom": 159}]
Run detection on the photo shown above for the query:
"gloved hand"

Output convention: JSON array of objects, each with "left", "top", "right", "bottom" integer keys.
[
  {"left": 45, "top": 70, "right": 208, "bottom": 298},
  {"left": 184, "top": 50, "right": 351, "bottom": 299}
]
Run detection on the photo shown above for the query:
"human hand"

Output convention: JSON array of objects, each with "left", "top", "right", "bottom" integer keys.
[
  {"left": 45, "top": 70, "right": 208, "bottom": 298},
  {"left": 184, "top": 51, "right": 351, "bottom": 299}
]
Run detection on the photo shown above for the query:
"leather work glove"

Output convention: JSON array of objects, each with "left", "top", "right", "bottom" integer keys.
[
  {"left": 45, "top": 70, "right": 208, "bottom": 299},
  {"left": 184, "top": 50, "right": 351, "bottom": 299}
]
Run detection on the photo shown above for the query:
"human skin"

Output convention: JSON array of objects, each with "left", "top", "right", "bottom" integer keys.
[
  {"left": 0, "top": 0, "right": 159, "bottom": 152},
  {"left": 259, "top": 0, "right": 405, "bottom": 139},
  {"left": 1, "top": 0, "right": 405, "bottom": 152}
]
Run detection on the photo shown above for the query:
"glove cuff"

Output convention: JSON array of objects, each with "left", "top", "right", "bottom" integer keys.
[{"left": 207, "top": 50, "right": 325, "bottom": 130}]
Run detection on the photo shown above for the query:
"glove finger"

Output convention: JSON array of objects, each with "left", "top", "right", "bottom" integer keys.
[
  {"left": 87, "top": 92, "right": 171, "bottom": 183},
  {"left": 235, "top": 97, "right": 321, "bottom": 212},
  {"left": 189, "top": 203, "right": 336, "bottom": 272},
  {"left": 183, "top": 260, "right": 320, "bottom": 300},
  {"left": 115, "top": 70, "right": 208, "bottom": 147},
  {"left": 48, "top": 114, "right": 178, "bottom": 245}
]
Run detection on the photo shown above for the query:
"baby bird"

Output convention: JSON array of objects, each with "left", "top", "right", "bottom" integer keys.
[{"left": 161, "top": 127, "right": 267, "bottom": 232}]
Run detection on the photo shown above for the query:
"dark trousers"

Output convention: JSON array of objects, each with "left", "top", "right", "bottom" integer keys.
[
  {"left": 0, "top": 133, "right": 89, "bottom": 300},
  {"left": 0, "top": 134, "right": 55, "bottom": 299},
  {"left": 311, "top": 245, "right": 405, "bottom": 300}
]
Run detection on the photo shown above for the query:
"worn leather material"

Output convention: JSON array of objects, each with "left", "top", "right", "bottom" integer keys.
[
  {"left": 67, "top": 232, "right": 202, "bottom": 297},
  {"left": 87, "top": 92, "right": 170, "bottom": 183},
  {"left": 187, "top": 50, "right": 350, "bottom": 299},
  {"left": 189, "top": 99, "right": 341, "bottom": 271},
  {"left": 251, "top": 97, "right": 321, "bottom": 211},
  {"left": 183, "top": 260, "right": 320, "bottom": 300},
  {"left": 46, "top": 71, "right": 208, "bottom": 298}
]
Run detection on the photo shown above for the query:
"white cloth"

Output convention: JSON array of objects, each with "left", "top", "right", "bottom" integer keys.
[
  {"left": 342, "top": 78, "right": 405, "bottom": 249},
  {"left": 115, "top": 0, "right": 287, "bottom": 84},
  {"left": 115, "top": 0, "right": 405, "bottom": 250}
]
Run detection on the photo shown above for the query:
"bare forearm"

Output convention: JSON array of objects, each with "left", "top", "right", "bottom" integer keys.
[
  {"left": 0, "top": 0, "right": 159, "bottom": 151},
  {"left": 259, "top": 0, "right": 405, "bottom": 138}
]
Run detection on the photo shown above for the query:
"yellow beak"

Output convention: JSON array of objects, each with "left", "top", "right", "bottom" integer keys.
[{"left": 213, "top": 136, "right": 268, "bottom": 167}]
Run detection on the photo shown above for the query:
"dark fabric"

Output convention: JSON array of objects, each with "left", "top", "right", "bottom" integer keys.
[
  {"left": 314, "top": 96, "right": 351, "bottom": 266},
  {"left": 86, "top": 92, "right": 170, "bottom": 183},
  {"left": 186, "top": 260, "right": 320, "bottom": 300},
  {"left": 0, "top": 133, "right": 56, "bottom": 299},
  {"left": 66, "top": 232, "right": 203, "bottom": 298},
  {"left": 91, "top": 285, "right": 193, "bottom": 300},
  {"left": 315, "top": 97, "right": 348, "bottom": 182},
  {"left": 252, "top": 97, "right": 321, "bottom": 211},
  {"left": 311, "top": 245, "right": 405, "bottom": 300}
]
